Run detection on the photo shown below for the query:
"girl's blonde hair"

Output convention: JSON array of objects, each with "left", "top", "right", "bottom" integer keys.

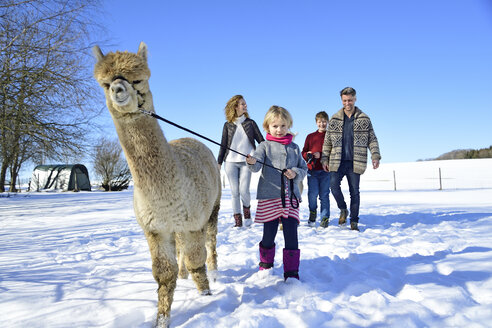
[
  {"left": 262, "top": 105, "right": 293, "bottom": 134},
  {"left": 224, "top": 95, "right": 249, "bottom": 123}
]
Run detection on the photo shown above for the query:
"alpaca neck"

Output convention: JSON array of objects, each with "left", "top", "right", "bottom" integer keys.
[{"left": 112, "top": 111, "right": 180, "bottom": 189}]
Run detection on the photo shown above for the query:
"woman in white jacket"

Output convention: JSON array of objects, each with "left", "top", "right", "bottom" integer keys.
[{"left": 218, "top": 95, "right": 264, "bottom": 227}]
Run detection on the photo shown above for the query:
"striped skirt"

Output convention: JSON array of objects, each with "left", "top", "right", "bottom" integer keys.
[{"left": 254, "top": 196, "right": 300, "bottom": 223}]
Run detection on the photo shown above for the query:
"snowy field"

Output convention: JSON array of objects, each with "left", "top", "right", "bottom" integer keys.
[{"left": 1, "top": 159, "right": 492, "bottom": 328}]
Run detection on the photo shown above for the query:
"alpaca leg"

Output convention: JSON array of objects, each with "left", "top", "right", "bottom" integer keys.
[
  {"left": 144, "top": 231, "right": 178, "bottom": 325},
  {"left": 180, "top": 230, "right": 210, "bottom": 294},
  {"left": 206, "top": 202, "right": 219, "bottom": 274},
  {"left": 176, "top": 236, "right": 189, "bottom": 279}
]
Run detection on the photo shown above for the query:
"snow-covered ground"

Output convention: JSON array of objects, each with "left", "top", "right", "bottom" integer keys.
[{"left": 1, "top": 159, "right": 492, "bottom": 327}]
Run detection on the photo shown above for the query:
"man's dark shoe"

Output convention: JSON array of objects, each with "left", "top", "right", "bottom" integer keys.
[
  {"left": 339, "top": 209, "right": 348, "bottom": 225},
  {"left": 308, "top": 210, "right": 316, "bottom": 227},
  {"left": 350, "top": 221, "right": 360, "bottom": 231},
  {"left": 320, "top": 217, "right": 329, "bottom": 228}
]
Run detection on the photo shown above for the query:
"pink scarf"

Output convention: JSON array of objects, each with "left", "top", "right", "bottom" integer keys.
[{"left": 266, "top": 133, "right": 293, "bottom": 145}]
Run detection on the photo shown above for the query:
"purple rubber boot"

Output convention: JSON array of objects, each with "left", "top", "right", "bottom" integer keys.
[
  {"left": 283, "top": 248, "right": 300, "bottom": 280},
  {"left": 259, "top": 243, "right": 275, "bottom": 270}
]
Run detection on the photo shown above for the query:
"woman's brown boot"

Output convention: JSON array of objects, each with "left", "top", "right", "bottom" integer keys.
[
  {"left": 234, "top": 213, "right": 243, "bottom": 227},
  {"left": 243, "top": 206, "right": 252, "bottom": 227},
  {"left": 243, "top": 206, "right": 251, "bottom": 219}
]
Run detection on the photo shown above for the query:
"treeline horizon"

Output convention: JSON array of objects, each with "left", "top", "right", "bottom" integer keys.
[{"left": 418, "top": 145, "right": 492, "bottom": 161}]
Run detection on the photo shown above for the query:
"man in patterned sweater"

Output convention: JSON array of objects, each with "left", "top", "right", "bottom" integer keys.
[{"left": 321, "top": 87, "right": 381, "bottom": 231}]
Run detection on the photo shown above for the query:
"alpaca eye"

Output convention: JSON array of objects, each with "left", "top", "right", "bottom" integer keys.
[
  {"left": 133, "top": 80, "right": 141, "bottom": 84},
  {"left": 103, "top": 83, "right": 110, "bottom": 89}
]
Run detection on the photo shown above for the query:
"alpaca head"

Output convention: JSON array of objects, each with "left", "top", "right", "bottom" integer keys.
[{"left": 93, "top": 42, "right": 152, "bottom": 116}]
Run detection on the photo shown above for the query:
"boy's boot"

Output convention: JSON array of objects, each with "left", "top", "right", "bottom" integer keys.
[
  {"left": 308, "top": 210, "right": 316, "bottom": 227},
  {"left": 350, "top": 221, "right": 360, "bottom": 231},
  {"left": 320, "top": 217, "right": 329, "bottom": 228},
  {"left": 233, "top": 213, "right": 243, "bottom": 227},
  {"left": 283, "top": 248, "right": 300, "bottom": 280},
  {"left": 339, "top": 208, "right": 348, "bottom": 225},
  {"left": 259, "top": 243, "right": 275, "bottom": 270},
  {"left": 243, "top": 206, "right": 252, "bottom": 227}
]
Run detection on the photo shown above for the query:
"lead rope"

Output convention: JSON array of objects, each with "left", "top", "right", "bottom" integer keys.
[
  {"left": 281, "top": 169, "right": 299, "bottom": 209},
  {"left": 140, "top": 108, "right": 299, "bottom": 208},
  {"left": 140, "top": 109, "right": 282, "bottom": 172}
]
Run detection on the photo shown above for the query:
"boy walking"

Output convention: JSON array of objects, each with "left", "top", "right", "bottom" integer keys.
[{"left": 302, "top": 111, "right": 331, "bottom": 228}]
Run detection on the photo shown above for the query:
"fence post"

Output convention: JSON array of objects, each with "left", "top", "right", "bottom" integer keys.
[
  {"left": 393, "top": 170, "right": 397, "bottom": 191},
  {"left": 439, "top": 167, "right": 442, "bottom": 190}
]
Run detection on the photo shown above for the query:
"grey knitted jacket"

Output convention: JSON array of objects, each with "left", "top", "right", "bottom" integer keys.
[
  {"left": 248, "top": 139, "right": 307, "bottom": 200},
  {"left": 321, "top": 107, "right": 381, "bottom": 175}
]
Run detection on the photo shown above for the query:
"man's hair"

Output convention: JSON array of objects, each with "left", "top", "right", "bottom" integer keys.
[
  {"left": 224, "top": 95, "right": 249, "bottom": 123},
  {"left": 340, "top": 87, "right": 356, "bottom": 97},
  {"left": 315, "top": 111, "right": 328, "bottom": 121},
  {"left": 263, "top": 105, "right": 293, "bottom": 133}
]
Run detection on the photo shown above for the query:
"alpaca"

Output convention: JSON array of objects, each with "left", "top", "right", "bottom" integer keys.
[{"left": 92, "top": 42, "right": 221, "bottom": 327}]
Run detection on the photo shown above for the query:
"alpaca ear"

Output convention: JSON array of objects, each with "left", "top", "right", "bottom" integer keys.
[
  {"left": 92, "top": 45, "right": 104, "bottom": 62},
  {"left": 137, "top": 42, "right": 148, "bottom": 62}
]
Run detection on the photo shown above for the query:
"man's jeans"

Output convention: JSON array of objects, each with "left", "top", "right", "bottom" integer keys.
[
  {"left": 307, "top": 169, "right": 331, "bottom": 219},
  {"left": 330, "top": 160, "right": 360, "bottom": 223},
  {"left": 224, "top": 161, "right": 252, "bottom": 214}
]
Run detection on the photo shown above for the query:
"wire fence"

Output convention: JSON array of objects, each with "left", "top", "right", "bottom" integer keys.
[
  {"left": 360, "top": 158, "right": 492, "bottom": 191},
  {"left": 221, "top": 158, "right": 492, "bottom": 193}
]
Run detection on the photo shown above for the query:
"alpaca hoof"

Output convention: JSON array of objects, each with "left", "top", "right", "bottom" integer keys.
[
  {"left": 155, "top": 314, "right": 170, "bottom": 328},
  {"left": 200, "top": 289, "right": 212, "bottom": 296}
]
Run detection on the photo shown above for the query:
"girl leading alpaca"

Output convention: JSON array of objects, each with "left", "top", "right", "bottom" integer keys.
[{"left": 246, "top": 106, "right": 307, "bottom": 280}]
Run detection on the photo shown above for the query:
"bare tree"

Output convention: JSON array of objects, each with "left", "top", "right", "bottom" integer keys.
[
  {"left": 0, "top": 0, "right": 105, "bottom": 192},
  {"left": 92, "top": 137, "right": 131, "bottom": 191}
]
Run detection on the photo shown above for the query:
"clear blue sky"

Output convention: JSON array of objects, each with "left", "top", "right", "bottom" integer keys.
[{"left": 96, "top": 0, "right": 492, "bottom": 163}]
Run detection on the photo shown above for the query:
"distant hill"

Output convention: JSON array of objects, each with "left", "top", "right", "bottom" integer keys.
[
  {"left": 435, "top": 149, "right": 474, "bottom": 160},
  {"left": 419, "top": 145, "right": 492, "bottom": 161}
]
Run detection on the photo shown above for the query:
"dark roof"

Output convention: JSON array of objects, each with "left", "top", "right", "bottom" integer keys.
[{"left": 34, "top": 164, "right": 89, "bottom": 174}]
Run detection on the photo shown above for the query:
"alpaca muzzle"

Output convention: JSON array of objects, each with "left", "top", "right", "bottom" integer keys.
[{"left": 110, "top": 80, "right": 132, "bottom": 107}]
